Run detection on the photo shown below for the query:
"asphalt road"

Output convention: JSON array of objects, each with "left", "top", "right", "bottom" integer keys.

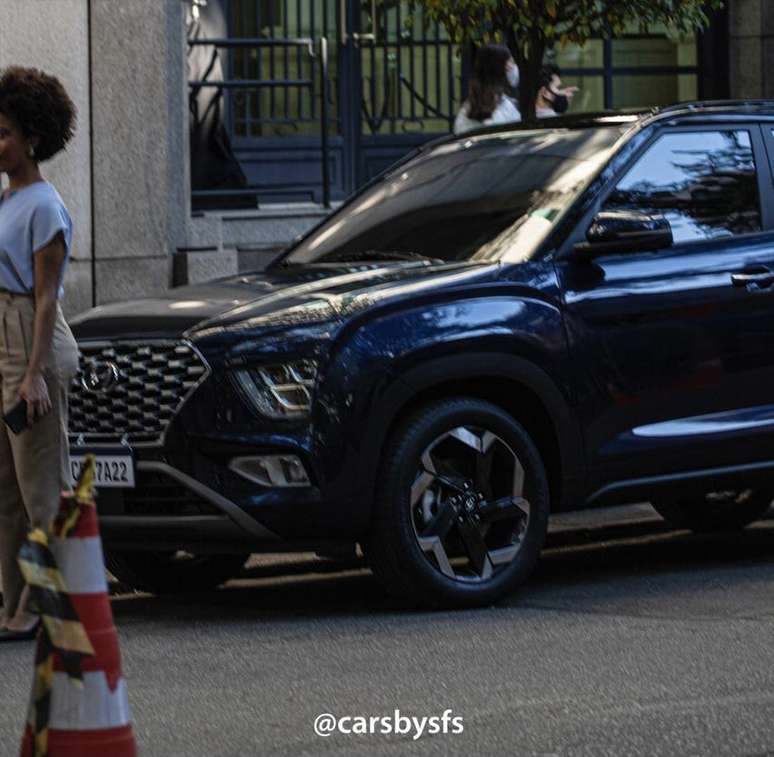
[{"left": 4, "top": 504, "right": 774, "bottom": 757}]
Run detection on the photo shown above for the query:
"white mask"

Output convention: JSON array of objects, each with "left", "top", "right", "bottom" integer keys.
[{"left": 506, "top": 62, "right": 520, "bottom": 89}]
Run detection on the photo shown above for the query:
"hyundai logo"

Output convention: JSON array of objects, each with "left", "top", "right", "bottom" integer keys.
[{"left": 81, "top": 360, "right": 120, "bottom": 394}]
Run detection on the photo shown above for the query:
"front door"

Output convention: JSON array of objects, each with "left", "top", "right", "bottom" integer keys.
[
  {"left": 556, "top": 124, "right": 774, "bottom": 494},
  {"left": 224, "top": 0, "right": 464, "bottom": 203}
]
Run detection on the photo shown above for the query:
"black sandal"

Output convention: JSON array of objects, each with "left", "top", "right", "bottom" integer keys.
[{"left": 0, "top": 620, "right": 40, "bottom": 642}]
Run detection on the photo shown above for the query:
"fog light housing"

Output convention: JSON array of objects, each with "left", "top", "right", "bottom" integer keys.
[{"left": 229, "top": 455, "right": 311, "bottom": 488}]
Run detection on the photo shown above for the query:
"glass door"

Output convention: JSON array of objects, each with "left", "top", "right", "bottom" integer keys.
[
  {"left": 227, "top": 0, "right": 346, "bottom": 203},
  {"left": 352, "top": 1, "right": 464, "bottom": 186},
  {"left": 221, "top": 0, "right": 462, "bottom": 203}
]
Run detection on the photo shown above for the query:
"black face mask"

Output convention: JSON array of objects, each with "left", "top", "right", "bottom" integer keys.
[{"left": 550, "top": 89, "right": 570, "bottom": 114}]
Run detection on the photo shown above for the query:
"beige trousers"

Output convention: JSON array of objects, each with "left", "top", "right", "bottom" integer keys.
[{"left": 0, "top": 292, "right": 78, "bottom": 621}]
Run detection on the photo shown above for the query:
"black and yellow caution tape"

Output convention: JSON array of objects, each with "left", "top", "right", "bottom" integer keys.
[
  {"left": 17, "top": 456, "right": 98, "bottom": 757},
  {"left": 52, "top": 452, "right": 96, "bottom": 539}
]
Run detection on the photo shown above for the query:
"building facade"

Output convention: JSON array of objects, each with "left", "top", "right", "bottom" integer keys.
[{"left": 0, "top": 0, "right": 771, "bottom": 317}]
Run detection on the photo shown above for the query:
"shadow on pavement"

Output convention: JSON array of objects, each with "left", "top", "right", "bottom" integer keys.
[{"left": 107, "top": 513, "right": 774, "bottom": 624}]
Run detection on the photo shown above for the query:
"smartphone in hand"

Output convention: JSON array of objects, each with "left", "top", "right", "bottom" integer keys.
[{"left": 3, "top": 399, "right": 28, "bottom": 435}]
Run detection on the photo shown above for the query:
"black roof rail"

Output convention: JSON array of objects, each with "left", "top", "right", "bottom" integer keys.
[
  {"left": 657, "top": 99, "right": 774, "bottom": 113},
  {"left": 432, "top": 108, "right": 646, "bottom": 145},
  {"left": 420, "top": 100, "right": 774, "bottom": 153}
]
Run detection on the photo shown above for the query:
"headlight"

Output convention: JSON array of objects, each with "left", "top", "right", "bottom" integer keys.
[{"left": 232, "top": 359, "right": 318, "bottom": 420}]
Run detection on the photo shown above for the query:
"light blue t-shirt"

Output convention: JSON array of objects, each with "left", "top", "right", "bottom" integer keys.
[{"left": 0, "top": 181, "right": 72, "bottom": 299}]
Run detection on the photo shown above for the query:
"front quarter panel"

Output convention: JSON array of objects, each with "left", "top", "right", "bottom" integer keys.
[{"left": 314, "top": 264, "right": 581, "bottom": 531}]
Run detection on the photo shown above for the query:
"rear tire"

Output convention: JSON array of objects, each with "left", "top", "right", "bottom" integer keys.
[
  {"left": 365, "top": 398, "right": 550, "bottom": 608},
  {"left": 105, "top": 550, "right": 249, "bottom": 595},
  {"left": 651, "top": 489, "right": 773, "bottom": 533}
]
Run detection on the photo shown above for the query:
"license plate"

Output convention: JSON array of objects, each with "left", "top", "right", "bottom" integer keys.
[{"left": 70, "top": 451, "right": 135, "bottom": 489}]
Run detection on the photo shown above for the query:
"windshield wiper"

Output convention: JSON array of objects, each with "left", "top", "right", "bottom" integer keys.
[{"left": 318, "top": 250, "right": 444, "bottom": 265}]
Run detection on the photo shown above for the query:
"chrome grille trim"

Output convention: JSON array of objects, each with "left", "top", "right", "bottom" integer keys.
[{"left": 68, "top": 340, "right": 210, "bottom": 447}]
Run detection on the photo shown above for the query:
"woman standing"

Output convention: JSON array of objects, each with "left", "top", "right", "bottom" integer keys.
[
  {"left": 454, "top": 44, "right": 521, "bottom": 135},
  {"left": 0, "top": 66, "right": 78, "bottom": 641}
]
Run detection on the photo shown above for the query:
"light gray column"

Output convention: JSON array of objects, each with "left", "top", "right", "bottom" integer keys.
[
  {"left": 0, "top": 0, "right": 93, "bottom": 317},
  {"left": 90, "top": 0, "right": 190, "bottom": 304},
  {"left": 729, "top": 0, "right": 774, "bottom": 99}
]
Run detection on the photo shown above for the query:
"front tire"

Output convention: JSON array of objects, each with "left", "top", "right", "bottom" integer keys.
[
  {"left": 365, "top": 398, "right": 550, "bottom": 608},
  {"left": 105, "top": 550, "right": 249, "bottom": 595},
  {"left": 652, "top": 489, "right": 773, "bottom": 533}
]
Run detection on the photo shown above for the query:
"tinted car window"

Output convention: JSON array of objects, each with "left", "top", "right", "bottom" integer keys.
[
  {"left": 605, "top": 130, "right": 761, "bottom": 243},
  {"left": 284, "top": 126, "right": 626, "bottom": 266}
]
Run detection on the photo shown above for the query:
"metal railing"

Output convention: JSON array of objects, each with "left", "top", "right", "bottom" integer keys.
[{"left": 187, "top": 35, "right": 332, "bottom": 209}]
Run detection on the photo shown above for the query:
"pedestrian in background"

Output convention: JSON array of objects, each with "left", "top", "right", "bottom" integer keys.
[
  {"left": 454, "top": 44, "right": 522, "bottom": 135},
  {"left": 0, "top": 66, "right": 78, "bottom": 641},
  {"left": 535, "top": 64, "right": 579, "bottom": 118}
]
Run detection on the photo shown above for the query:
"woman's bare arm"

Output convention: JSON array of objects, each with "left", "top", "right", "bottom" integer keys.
[{"left": 18, "top": 232, "right": 66, "bottom": 424}]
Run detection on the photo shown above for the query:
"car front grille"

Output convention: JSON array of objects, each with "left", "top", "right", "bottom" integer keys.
[{"left": 69, "top": 341, "right": 209, "bottom": 445}]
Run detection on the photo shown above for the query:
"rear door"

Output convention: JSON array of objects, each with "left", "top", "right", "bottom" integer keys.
[{"left": 555, "top": 121, "right": 774, "bottom": 495}]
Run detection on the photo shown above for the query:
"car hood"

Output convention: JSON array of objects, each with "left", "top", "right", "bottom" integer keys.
[{"left": 70, "top": 261, "right": 500, "bottom": 341}]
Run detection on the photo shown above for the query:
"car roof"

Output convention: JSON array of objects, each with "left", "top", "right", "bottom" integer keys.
[{"left": 425, "top": 100, "right": 774, "bottom": 152}]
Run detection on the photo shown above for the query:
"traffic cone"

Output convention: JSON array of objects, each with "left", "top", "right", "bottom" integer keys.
[{"left": 19, "top": 456, "right": 136, "bottom": 757}]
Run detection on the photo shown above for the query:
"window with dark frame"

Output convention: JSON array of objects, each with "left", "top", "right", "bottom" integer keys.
[
  {"left": 604, "top": 130, "right": 762, "bottom": 243},
  {"left": 550, "top": 27, "right": 699, "bottom": 112}
]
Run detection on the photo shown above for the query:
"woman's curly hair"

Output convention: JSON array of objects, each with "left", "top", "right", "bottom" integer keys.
[{"left": 0, "top": 66, "right": 76, "bottom": 162}]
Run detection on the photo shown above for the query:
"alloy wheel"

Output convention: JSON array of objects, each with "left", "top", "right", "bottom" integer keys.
[{"left": 410, "top": 426, "right": 530, "bottom": 583}]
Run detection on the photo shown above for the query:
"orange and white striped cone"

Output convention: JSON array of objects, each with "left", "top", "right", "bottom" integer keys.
[{"left": 19, "top": 456, "right": 136, "bottom": 757}]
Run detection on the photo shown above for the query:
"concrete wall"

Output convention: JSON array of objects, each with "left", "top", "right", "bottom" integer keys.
[
  {"left": 0, "top": 0, "right": 93, "bottom": 317},
  {"left": 90, "top": 0, "right": 190, "bottom": 305},
  {"left": 0, "top": 0, "right": 295, "bottom": 313},
  {"left": 0, "top": 0, "right": 196, "bottom": 315},
  {"left": 0, "top": 0, "right": 192, "bottom": 315},
  {"left": 729, "top": 0, "right": 774, "bottom": 98}
]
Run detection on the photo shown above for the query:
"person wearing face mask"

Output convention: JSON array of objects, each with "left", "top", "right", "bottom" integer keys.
[
  {"left": 454, "top": 44, "right": 521, "bottom": 135},
  {"left": 535, "top": 64, "right": 579, "bottom": 119}
]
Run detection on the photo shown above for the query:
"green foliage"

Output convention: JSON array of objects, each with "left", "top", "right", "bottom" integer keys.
[
  {"left": 414, "top": 0, "right": 723, "bottom": 54},
  {"left": 412, "top": 0, "right": 724, "bottom": 116}
]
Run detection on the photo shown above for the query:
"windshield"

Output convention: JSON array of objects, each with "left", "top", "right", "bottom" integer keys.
[{"left": 283, "top": 126, "right": 627, "bottom": 266}]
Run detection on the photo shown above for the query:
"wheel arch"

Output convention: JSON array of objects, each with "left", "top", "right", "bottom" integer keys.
[{"left": 364, "top": 353, "right": 586, "bottom": 516}]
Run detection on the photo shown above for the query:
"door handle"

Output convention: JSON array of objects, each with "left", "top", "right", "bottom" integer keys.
[
  {"left": 340, "top": 0, "right": 377, "bottom": 46},
  {"left": 339, "top": 0, "right": 347, "bottom": 45},
  {"left": 731, "top": 267, "right": 774, "bottom": 288},
  {"left": 353, "top": 0, "right": 377, "bottom": 45},
  {"left": 352, "top": 32, "right": 377, "bottom": 45}
]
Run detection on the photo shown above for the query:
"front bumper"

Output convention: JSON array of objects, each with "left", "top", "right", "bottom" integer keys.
[
  {"left": 95, "top": 460, "right": 280, "bottom": 549},
  {"left": 68, "top": 338, "right": 369, "bottom": 551},
  {"left": 79, "top": 438, "right": 358, "bottom": 552}
]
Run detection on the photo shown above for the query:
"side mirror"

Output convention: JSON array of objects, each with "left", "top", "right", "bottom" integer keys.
[{"left": 572, "top": 210, "right": 674, "bottom": 259}]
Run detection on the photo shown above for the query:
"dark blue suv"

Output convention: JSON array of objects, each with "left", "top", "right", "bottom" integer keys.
[{"left": 69, "top": 102, "right": 774, "bottom": 607}]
